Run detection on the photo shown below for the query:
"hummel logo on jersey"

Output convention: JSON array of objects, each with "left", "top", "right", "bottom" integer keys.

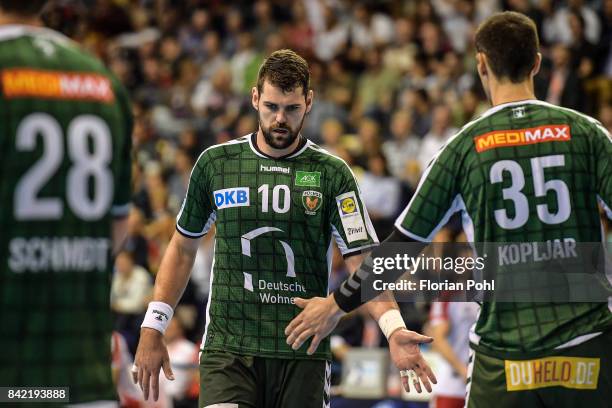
[
  {"left": 214, "top": 187, "right": 250, "bottom": 209},
  {"left": 33, "top": 38, "right": 56, "bottom": 56},
  {"left": 512, "top": 107, "right": 526, "bottom": 119},
  {"left": 474, "top": 124, "right": 571, "bottom": 152},
  {"left": 260, "top": 164, "right": 290, "bottom": 174}
]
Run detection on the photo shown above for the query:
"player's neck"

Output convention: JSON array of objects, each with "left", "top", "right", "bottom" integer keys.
[
  {"left": 489, "top": 79, "right": 537, "bottom": 107},
  {"left": 255, "top": 130, "right": 303, "bottom": 158},
  {"left": 0, "top": 14, "right": 42, "bottom": 27}
]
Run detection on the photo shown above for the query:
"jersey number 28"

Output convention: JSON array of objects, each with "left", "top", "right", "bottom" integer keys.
[{"left": 14, "top": 113, "right": 113, "bottom": 221}]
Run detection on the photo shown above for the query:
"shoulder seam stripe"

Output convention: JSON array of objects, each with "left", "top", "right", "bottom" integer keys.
[
  {"left": 194, "top": 136, "right": 249, "bottom": 159},
  {"left": 305, "top": 144, "right": 348, "bottom": 163}
]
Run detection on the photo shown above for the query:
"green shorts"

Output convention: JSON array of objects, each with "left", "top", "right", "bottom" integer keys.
[
  {"left": 199, "top": 350, "right": 330, "bottom": 408},
  {"left": 466, "top": 330, "right": 612, "bottom": 408}
]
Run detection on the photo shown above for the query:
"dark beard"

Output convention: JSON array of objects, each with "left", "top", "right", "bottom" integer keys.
[{"left": 259, "top": 112, "right": 306, "bottom": 149}]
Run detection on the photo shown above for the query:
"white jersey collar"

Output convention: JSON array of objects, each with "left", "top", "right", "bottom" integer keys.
[
  {"left": 247, "top": 132, "right": 312, "bottom": 160},
  {"left": 479, "top": 99, "right": 540, "bottom": 119},
  {"left": 0, "top": 24, "right": 72, "bottom": 44}
]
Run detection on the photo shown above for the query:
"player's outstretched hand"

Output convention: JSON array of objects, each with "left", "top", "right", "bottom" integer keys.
[
  {"left": 133, "top": 328, "right": 175, "bottom": 401},
  {"left": 285, "top": 295, "right": 345, "bottom": 355},
  {"left": 389, "top": 329, "right": 437, "bottom": 393}
]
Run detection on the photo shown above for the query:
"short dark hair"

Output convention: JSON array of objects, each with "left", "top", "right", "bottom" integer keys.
[
  {"left": 475, "top": 11, "right": 539, "bottom": 83},
  {"left": 0, "top": 0, "right": 47, "bottom": 15},
  {"left": 256, "top": 49, "right": 310, "bottom": 96}
]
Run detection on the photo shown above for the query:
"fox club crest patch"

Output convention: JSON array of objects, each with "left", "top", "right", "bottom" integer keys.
[{"left": 302, "top": 191, "right": 323, "bottom": 215}]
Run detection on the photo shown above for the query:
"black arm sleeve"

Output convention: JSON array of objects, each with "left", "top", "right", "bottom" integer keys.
[{"left": 332, "top": 228, "right": 428, "bottom": 313}]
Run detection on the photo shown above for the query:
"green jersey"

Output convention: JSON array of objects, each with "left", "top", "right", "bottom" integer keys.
[
  {"left": 395, "top": 100, "right": 612, "bottom": 357},
  {"left": 177, "top": 133, "right": 378, "bottom": 360},
  {"left": 0, "top": 25, "right": 132, "bottom": 402}
]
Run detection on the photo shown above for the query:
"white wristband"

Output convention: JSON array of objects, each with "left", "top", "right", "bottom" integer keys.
[
  {"left": 378, "top": 309, "right": 406, "bottom": 340},
  {"left": 141, "top": 301, "right": 174, "bottom": 334}
]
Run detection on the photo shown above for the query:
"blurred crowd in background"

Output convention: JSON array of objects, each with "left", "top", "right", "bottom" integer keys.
[{"left": 41, "top": 0, "right": 612, "bottom": 405}]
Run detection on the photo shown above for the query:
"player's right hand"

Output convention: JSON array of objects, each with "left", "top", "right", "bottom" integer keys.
[
  {"left": 285, "top": 295, "right": 345, "bottom": 354},
  {"left": 133, "top": 327, "right": 175, "bottom": 401}
]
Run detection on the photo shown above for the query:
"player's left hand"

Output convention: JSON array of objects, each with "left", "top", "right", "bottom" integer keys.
[
  {"left": 389, "top": 329, "right": 437, "bottom": 393},
  {"left": 285, "top": 295, "right": 345, "bottom": 354}
]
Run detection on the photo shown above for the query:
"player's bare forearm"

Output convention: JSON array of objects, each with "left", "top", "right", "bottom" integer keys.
[
  {"left": 344, "top": 252, "right": 366, "bottom": 274},
  {"left": 135, "top": 232, "right": 195, "bottom": 400},
  {"left": 152, "top": 232, "right": 200, "bottom": 307},
  {"left": 365, "top": 291, "right": 399, "bottom": 319}
]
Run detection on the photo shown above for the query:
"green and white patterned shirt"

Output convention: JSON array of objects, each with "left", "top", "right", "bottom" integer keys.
[
  {"left": 177, "top": 133, "right": 379, "bottom": 360},
  {"left": 395, "top": 100, "right": 612, "bottom": 357}
]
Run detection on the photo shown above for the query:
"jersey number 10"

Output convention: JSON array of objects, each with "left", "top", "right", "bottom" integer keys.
[{"left": 258, "top": 184, "right": 290, "bottom": 213}]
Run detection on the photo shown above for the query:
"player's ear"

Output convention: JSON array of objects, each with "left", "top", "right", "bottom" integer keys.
[
  {"left": 251, "top": 86, "right": 259, "bottom": 111},
  {"left": 531, "top": 52, "right": 542, "bottom": 77},
  {"left": 305, "top": 89, "right": 314, "bottom": 114},
  {"left": 476, "top": 52, "right": 487, "bottom": 79}
]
